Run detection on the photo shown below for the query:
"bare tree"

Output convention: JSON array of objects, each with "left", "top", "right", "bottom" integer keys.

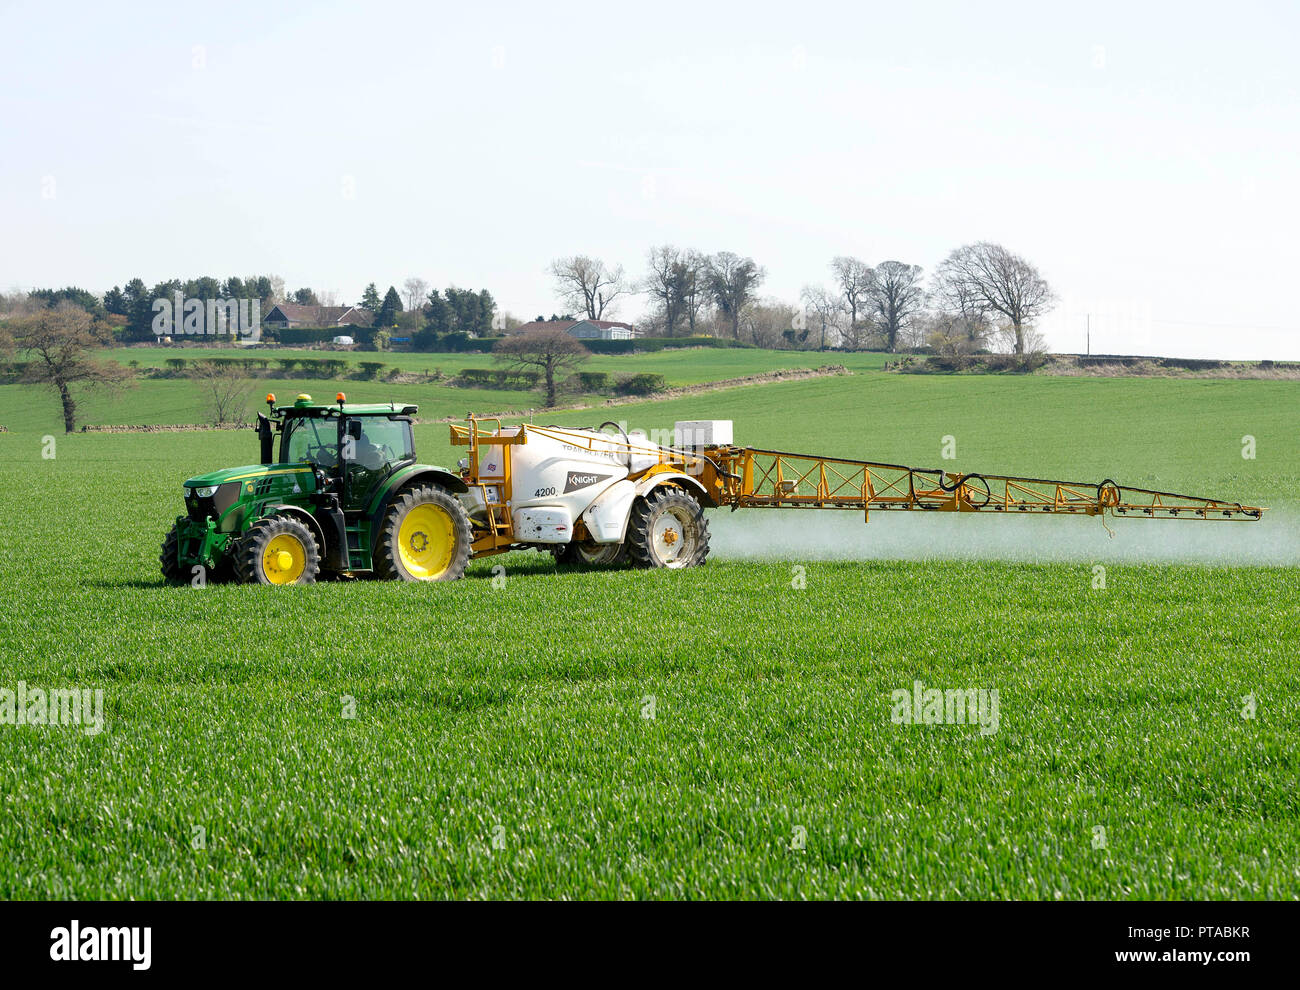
[
  {"left": 993, "top": 322, "right": 1048, "bottom": 357},
  {"left": 830, "top": 256, "right": 873, "bottom": 335},
  {"left": 839, "top": 313, "right": 874, "bottom": 351},
  {"left": 680, "top": 250, "right": 708, "bottom": 334},
  {"left": 896, "top": 311, "right": 932, "bottom": 351},
  {"left": 0, "top": 290, "right": 30, "bottom": 318},
  {"left": 922, "top": 311, "right": 974, "bottom": 363},
  {"left": 5, "top": 304, "right": 132, "bottom": 432},
  {"left": 934, "top": 243, "right": 1055, "bottom": 355},
  {"left": 267, "top": 275, "right": 286, "bottom": 306},
  {"left": 705, "top": 252, "right": 765, "bottom": 341},
  {"left": 800, "top": 285, "right": 848, "bottom": 351},
  {"left": 866, "top": 261, "right": 925, "bottom": 351},
  {"left": 642, "top": 246, "right": 691, "bottom": 337},
  {"left": 931, "top": 259, "right": 993, "bottom": 351},
  {"left": 403, "top": 277, "right": 429, "bottom": 312},
  {"left": 493, "top": 325, "right": 590, "bottom": 407},
  {"left": 741, "top": 299, "right": 801, "bottom": 348},
  {"left": 548, "top": 256, "right": 627, "bottom": 319},
  {"left": 192, "top": 360, "right": 252, "bottom": 425}
]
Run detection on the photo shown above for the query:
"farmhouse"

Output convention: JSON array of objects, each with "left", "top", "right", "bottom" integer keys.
[
  {"left": 512, "top": 318, "right": 635, "bottom": 341},
  {"left": 261, "top": 304, "right": 374, "bottom": 331}
]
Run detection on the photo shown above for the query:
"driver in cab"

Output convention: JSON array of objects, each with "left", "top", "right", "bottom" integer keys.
[{"left": 350, "top": 425, "right": 388, "bottom": 471}]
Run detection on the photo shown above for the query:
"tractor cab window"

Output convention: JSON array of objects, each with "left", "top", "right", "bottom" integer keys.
[
  {"left": 340, "top": 417, "right": 414, "bottom": 510},
  {"left": 282, "top": 416, "right": 339, "bottom": 466},
  {"left": 345, "top": 417, "right": 414, "bottom": 470}
]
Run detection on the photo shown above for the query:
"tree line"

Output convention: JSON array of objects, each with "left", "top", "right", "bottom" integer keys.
[
  {"left": 1, "top": 239, "right": 1054, "bottom": 356},
  {"left": 0, "top": 277, "right": 502, "bottom": 344},
  {"left": 547, "top": 241, "right": 1055, "bottom": 355}
]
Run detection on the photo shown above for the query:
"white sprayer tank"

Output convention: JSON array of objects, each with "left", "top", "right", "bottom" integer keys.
[{"left": 504, "top": 427, "right": 661, "bottom": 544}]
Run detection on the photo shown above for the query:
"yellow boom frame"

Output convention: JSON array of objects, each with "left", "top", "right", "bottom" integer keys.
[{"left": 703, "top": 447, "right": 1264, "bottom": 522}]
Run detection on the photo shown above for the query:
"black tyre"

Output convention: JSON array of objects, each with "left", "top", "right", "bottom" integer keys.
[
  {"left": 375, "top": 485, "right": 472, "bottom": 582},
  {"left": 555, "top": 538, "right": 628, "bottom": 569},
  {"left": 159, "top": 520, "right": 187, "bottom": 585},
  {"left": 626, "top": 487, "right": 710, "bottom": 569},
  {"left": 235, "top": 515, "right": 321, "bottom": 586}
]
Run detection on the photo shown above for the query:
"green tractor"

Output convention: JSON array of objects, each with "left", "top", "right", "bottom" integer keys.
[{"left": 160, "top": 392, "right": 473, "bottom": 585}]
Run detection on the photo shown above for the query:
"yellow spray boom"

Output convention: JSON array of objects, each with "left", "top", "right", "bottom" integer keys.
[
  {"left": 450, "top": 416, "right": 1263, "bottom": 569},
  {"left": 702, "top": 446, "right": 1265, "bottom": 522}
]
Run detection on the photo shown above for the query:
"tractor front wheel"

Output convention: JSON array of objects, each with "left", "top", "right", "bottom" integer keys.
[
  {"left": 235, "top": 516, "right": 321, "bottom": 586},
  {"left": 626, "top": 488, "right": 710, "bottom": 569},
  {"left": 159, "top": 520, "right": 187, "bottom": 585},
  {"left": 375, "top": 485, "right": 472, "bottom": 582}
]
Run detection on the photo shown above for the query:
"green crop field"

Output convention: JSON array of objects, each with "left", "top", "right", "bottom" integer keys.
[
  {"left": 0, "top": 376, "right": 547, "bottom": 435},
  {"left": 1, "top": 364, "right": 1297, "bottom": 898},
  {"left": 104, "top": 344, "right": 889, "bottom": 384},
  {"left": 0, "top": 347, "right": 885, "bottom": 435}
]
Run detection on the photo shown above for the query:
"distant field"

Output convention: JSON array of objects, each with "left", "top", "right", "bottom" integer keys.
[
  {"left": 104, "top": 345, "right": 890, "bottom": 382},
  {"left": 0, "top": 347, "right": 886, "bottom": 434},
  {"left": 0, "top": 378, "right": 539, "bottom": 435},
  {"left": 1, "top": 370, "right": 1296, "bottom": 898}
]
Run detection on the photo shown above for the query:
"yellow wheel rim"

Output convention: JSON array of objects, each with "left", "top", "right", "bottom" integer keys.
[
  {"left": 398, "top": 503, "right": 455, "bottom": 579},
  {"left": 263, "top": 533, "right": 307, "bottom": 585}
]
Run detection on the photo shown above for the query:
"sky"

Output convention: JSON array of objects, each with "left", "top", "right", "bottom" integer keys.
[{"left": 1, "top": 0, "right": 1297, "bottom": 358}]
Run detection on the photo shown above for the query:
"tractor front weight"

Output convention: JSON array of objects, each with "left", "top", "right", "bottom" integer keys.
[{"left": 174, "top": 517, "right": 231, "bottom": 576}]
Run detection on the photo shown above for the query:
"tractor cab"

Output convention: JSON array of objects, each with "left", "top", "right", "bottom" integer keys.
[{"left": 262, "top": 393, "right": 418, "bottom": 511}]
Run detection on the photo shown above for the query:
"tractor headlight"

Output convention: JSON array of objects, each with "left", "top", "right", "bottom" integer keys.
[
  {"left": 184, "top": 487, "right": 193, "bottom": 498},
  {"left": 193, "top": 486, "right": 218, "bottom": 498}
]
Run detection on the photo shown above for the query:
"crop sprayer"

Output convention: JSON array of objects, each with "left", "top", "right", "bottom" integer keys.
[{"left": 160, "top": 394, "right": 1264, "bottom": 585}]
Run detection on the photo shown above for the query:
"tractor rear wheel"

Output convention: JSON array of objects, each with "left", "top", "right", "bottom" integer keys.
[
  {"left": 159, "top": 520, "right": 186, "bottom": 585},
  {"left": 235, "top": 515, "right": 321, "bottom": 586},
  {"left": 375, "top": 485, "right": 472, "bottom": 582},
  {"left": 626, "top": 487, "right": 710, "bottom": 569},
  {"left": 555, "top": 537, "right": 627, "bottom": 569}
]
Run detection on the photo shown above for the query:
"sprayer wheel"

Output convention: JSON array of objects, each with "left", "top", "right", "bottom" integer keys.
[
  {"left": 553, "top": 535, "right": 629, "bottom": 566},
  {"left": 555, "top": 538, "right": 628, "bottom": 569},
  {"left": 626, "top": 487, "right": 709, "bottom": 569}
]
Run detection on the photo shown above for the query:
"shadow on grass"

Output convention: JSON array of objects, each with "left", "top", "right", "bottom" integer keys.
[
  {"left": 85, "top": 579, "right": 176, "bottom": 590},
  {"left": 86, "top": 561, "right": 562, "bottom": 590}
]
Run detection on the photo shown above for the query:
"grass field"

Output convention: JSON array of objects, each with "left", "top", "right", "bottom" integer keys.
[
  {"left": 1, "top": 366, "right": 1297, "bottom": 898},
  {"left": 103, "top": 344, "right": 890, "bottom": 383},
  {"left": 0, "top": 347, "right": 885, "bottom": 435}
]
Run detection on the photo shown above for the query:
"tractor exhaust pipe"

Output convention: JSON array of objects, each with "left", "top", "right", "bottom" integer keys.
[{"left": 256, "top": 413, "right": 274, "bottom": 465}]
